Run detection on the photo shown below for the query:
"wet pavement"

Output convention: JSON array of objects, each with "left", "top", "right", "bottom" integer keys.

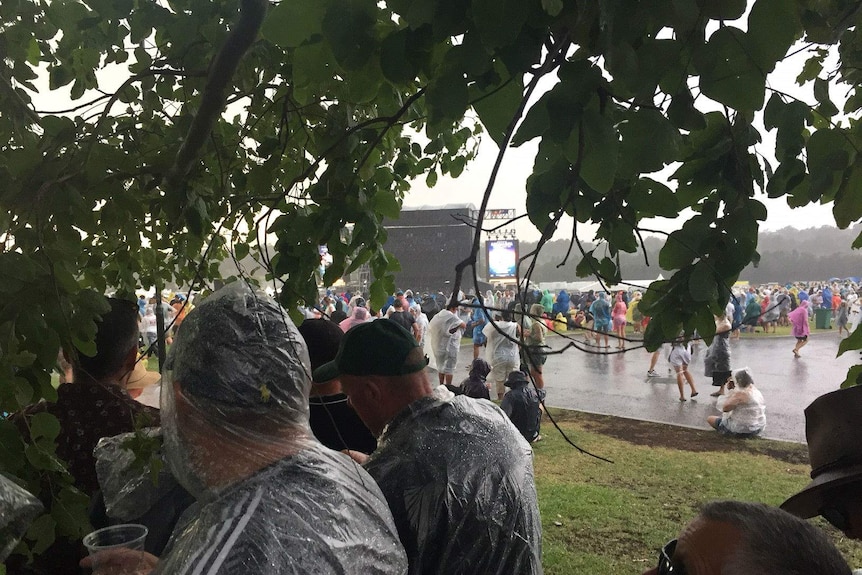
[{"left": 452, "top": 329, "right": 858, "bottom": 443}]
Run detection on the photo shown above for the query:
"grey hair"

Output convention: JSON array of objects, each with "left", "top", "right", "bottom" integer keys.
[
  {"left": 732, "top": 368, "right": 754, "bottom": 388},
  {"left": 699, "top": 500, "right": 850, "bottom": 575}
]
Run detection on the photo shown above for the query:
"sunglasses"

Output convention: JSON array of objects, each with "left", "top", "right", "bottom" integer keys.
[
  {"left": 657, "top": 539, "right": 686, "bottom": 575},
  {"left": 820, "top": 506, "right": 849, "bottom": 531}
]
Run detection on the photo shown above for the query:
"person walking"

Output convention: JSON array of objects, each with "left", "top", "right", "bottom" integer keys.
[
  {"left": 790, "top": 299, "right": 811, "bottom": 357},
  {"left": 835, "top": 296, "right": 850, "bottom": 337},
  {"left": 668, "top": 338, "right": 698, "bottom": 401}
]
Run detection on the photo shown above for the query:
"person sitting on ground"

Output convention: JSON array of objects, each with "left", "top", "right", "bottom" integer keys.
[
  {"left": 314, "top": 320, "right": 543, "bottom": 575},
  {"left": 83, "top": 284, "right": 407, "bottom": 574},
  {"left": 642, "top": 500, "right": 850, "bottom": 575},
  {"left": 299, "top": 318, "right": 377, "bottom": 454},
  {"left": 500, "top": 370, "right": 545, "bottom": 443},
  {"left": 706, "top": 367, "right": 765, "bottom": 437},
  {"left": 782, "top": 385, "right": 862, "bottom": 540},
  {"left": 460, "top": 358, "right": 492, "bottom": 400}
]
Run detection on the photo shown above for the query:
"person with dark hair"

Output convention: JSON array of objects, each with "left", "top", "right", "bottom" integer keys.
[
  {"left": 84, "top": 283, "right": 407, "bottom": 574},
  {"left": 387, "top": 298, "right": 421, "bottom": 342},
  {"left": 11, "top": 298, "right": 160, "bottom": 574},
  {"left": 460, "top": 358, "right": 491, "bottom": 399},
  {"left": 299, "top": 318, "right": 377, "bottom": 454},
  {"left": 314, "top": 320, "right": 542, "bottom": 575},
  {"left": 500, "top": 371, "right": 545, "bottom": 443},
  {"left": 643, "top": 500, "right": 850, "bottom": 575},
  {"left": 19, "top": 298, "right": 158, "bottom": 496}
]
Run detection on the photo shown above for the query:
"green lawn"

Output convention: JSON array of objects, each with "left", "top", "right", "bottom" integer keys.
[{"left": 534, "top": 409, "right": 862, "bottom": 574}]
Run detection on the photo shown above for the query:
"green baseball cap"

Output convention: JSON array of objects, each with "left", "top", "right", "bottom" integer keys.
[{"left": 312, "top": 319, "right": 427, "bottom": 383}]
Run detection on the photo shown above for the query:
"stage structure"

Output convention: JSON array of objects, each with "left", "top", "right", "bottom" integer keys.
[
  {"left": 484, "top": 208, "right": 519, "bottom": 283},
  {"left": 380, "top": 204, "right": 476, "bottom": 293}
]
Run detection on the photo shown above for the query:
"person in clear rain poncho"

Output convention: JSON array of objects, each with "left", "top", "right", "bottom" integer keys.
[
  {"left": 314, "top": 319, "right": 543, "bottom": 575},
  {"left": 83, "top": 283, "right": 406, "bottom": 575}
]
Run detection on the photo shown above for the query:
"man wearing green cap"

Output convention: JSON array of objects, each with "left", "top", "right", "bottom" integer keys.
[{"left": 314, "top": 320, "right": 543, "bottom": 575}]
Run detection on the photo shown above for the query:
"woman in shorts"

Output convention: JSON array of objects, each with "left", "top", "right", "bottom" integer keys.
[
  {"left": 523, "top": 303, "right": 548, "bottom": 389},
  {"left": 668, "top": 338, "right": 698, "bottom": 401},
  {"left": 611, "top": 292, "right": 628, "bottom": 349},
  {"left": 589, "top": 293, "right": 611, "bottom": 349}
]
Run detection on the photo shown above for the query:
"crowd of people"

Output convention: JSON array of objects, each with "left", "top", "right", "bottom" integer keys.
[{"left": 4, "top": 280, "right": 862, "bottom": 574}]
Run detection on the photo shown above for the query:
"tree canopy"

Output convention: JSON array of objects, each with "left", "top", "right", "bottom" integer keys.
[{"left": 3, "top": 0, "right": 862, "bottom": 560}]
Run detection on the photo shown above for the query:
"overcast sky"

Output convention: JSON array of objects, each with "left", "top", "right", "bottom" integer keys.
[{"left": 403, "top": 45, "right": 842, "bottom": 244}]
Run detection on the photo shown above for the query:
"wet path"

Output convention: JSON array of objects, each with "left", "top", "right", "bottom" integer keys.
[{"left": 453, "top": 329, "right": 857, "bottom": 443}]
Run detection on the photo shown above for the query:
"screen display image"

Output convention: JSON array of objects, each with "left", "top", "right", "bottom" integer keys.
[{"left": 487, "top": 240, "right": 518, "bottom": 279}]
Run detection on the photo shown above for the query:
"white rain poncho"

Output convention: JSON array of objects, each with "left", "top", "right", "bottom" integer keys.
[
  {"left": 146, "top": 283, "right": 406, "bottom": 574},
  {"left": 364, "top": 386, "right": 543, "bottom": 575},
  {"left": 0, "top": 474, "right": 42, "bottom": 561},
  {"left": 426, "top": 309, "right": 463, "bottom": 374}
]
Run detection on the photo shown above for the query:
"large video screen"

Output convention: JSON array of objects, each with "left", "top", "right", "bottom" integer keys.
[{"left": 487, "top": 239, "right": 518, "bottom": 279}]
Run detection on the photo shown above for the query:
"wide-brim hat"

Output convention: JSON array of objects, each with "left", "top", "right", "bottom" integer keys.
[
  {"left": 781, "top": 385, "right": 862, "bottom": 518},
  {"left": 125, "top": 356, "right": 161, "bottom": 391}
]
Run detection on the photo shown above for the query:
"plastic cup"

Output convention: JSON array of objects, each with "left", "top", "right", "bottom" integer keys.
[{"left": 83, "top": 524, "right": 148, "bottom": 573}]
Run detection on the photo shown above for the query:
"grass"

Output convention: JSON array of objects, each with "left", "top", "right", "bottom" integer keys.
[{"left": 534, "top": 409, "right": 862, "bottom": 574}]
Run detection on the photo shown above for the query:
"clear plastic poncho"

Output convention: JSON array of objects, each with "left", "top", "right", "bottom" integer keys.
[
  {"left": 150, "top": 283, "right": 406, "bottom": 574},
  {"left": 364, "top": 386, "right": 543, "bottom": 575},
  {"left": 0, "top": 474, "right": 43, "bottom": 561}
]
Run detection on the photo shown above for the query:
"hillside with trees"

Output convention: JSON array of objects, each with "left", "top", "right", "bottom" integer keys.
[{"left": 517, "top": 225, "right": 862, "bottom": 285}]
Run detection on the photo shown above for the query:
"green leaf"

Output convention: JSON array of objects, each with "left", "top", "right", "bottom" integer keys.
[
  {"left": 471, "top": 66, "right": 524, "bottom": 148},
  {"left": 696, "top": 0, "right": 746, "bottom": 19},
  {"left": 697, "top": 27, "right": 765, "bottom": 112},
  {"left": 426, "top": 67, "right": 468, "bottom": 128},
  {"left": 833, "top": 162, "right": 862, "bottom": 228},
  {"left": 261, "top": 0, "right": 326, "bottom": 48},
  {"left": 541, "top": 0, "right": 564, "bottom": 17},
  {"left": 512, "top": 96, "right": 550, "bottom": 146},
  {"left": 26, "top": 37, "right": 40, "bottom": 65},
  {"left": 688, "top": 261, "right": 718, "bottom": 302},
  {"left": 618, "top": 109, "right": 680, "bottom": 176},
  {"left": 839, "top": 323, "right": 862, "bottom": 357},
  {"left": 321, "top": 0, "right": 377, "bottom": 70},
  {"left": 380, "top": 29, "right": 415, "bottom": 85},
  {"left": 372, "top": 190, "right": 401, "bottom": 219},
  {"left": 25, "top": 514, "right": 56, "bottom": 555},
  {"left": 660, "top": 228, "right": 701, "bottom": 269},
  {"left": 628, "top": 179, "right": 680, "bottom": 217},
  {"left": 747, "top": 0, "right": 800, "bottom": 72},
  {"left": 577, "top": 110, "right": 619, "bottom": 193},
  {"left": 29, "top": 412, "right": 61, "bottom": 442},
  {"left": 472, "top": 0, "right": 527, "bottom": 49},
  {"left": 840, "top": 364, "right": 862, "bottom": 389}
]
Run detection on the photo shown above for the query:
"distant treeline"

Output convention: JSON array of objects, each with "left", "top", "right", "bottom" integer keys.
[{"left": 515, "top": 225, "right": 862, "bottom": 284}]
